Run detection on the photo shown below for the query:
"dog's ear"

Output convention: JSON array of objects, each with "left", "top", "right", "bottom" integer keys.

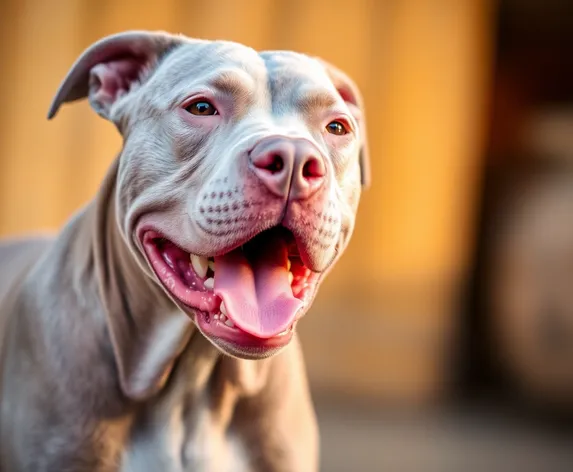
[
  {"left": 317, "top": 59, "right": 371, "bottom": 189},
  {"left": 48, "top": 30, "right": 184, "bottom": 120}
]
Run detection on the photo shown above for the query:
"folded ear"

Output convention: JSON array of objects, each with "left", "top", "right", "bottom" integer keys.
[
  {"left": 48, "top": 30, "right": 184, "bottom": 120},
  {"left": 317, "top": 59, "right": 371, "bottom": 189}
]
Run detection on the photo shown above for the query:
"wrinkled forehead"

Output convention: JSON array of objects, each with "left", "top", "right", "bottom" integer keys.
[
  {"left": 155, "top": 40, "right": 339, "bottom": 108},
  {"left": 260, "top": 50, "right": 340, "bottom": 112}
]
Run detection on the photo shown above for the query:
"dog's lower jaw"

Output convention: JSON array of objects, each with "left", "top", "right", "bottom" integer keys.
[{"left": 194, "top": 316, "right": 296, "bottom": 360}]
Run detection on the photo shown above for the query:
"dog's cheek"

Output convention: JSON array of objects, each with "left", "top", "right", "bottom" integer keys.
[
  {"left": 335, "top": 173, "right": 361, "bottom": 251},
  {"left": 166, "top": 116, "right": 221, "bottom": 177},
  {"left": 119, "top": 133, "right": 173, "bottom": 192},
  {"left": 346, "top": 173, "right": 362, "bottom": 214},
  {"left": 329, "top": 138, "right": 360, "bottom": 179},
  {"left": 172, "top": 131, "right": 210, "bottom": 165},
  {"left": 115, "top": 127, "right": 181, "bottom": 227},
  {"left": 336, "top": 153, "right": 362, "bottom": 208}
]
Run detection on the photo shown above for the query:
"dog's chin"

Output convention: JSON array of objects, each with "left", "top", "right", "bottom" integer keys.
[
  {"left": 193, "top": 312, "right": 295, "bottom": 359},
  {"left": 139, "top": 225, "right": 322, "bottom": 359}
]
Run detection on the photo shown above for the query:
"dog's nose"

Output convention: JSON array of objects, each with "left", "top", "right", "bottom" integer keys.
[{"left": 249, "top": 137, "right": 326, "bottom": 200}]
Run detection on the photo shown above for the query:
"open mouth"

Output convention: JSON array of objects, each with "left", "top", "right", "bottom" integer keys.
[{"left": 142, "top": 226, "right": 319, "bottom": 356}]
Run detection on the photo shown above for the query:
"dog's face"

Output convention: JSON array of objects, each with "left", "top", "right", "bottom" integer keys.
[{"left": 49, "top": 32, "right": 369, "bottom": 359}]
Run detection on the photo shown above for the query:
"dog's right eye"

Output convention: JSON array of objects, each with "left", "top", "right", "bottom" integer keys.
[{"left": 184, "top": 100, "right": 218, "bottom": 116}]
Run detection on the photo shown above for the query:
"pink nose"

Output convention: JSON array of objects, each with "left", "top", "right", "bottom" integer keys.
[{"left": 249, "top": 137, "right": 326, "bottom": 200}]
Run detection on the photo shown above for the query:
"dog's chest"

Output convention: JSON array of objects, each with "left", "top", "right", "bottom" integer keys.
[
  {"left": 181, "top": 401, "right": 249, "bottom": 472},
  {"left": 121, "top": 389, "right": 248, "bottom": 472}
]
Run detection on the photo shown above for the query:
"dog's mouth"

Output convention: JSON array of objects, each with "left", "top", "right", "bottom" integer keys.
[{"left": 141, "top": 226, "right": 320, "bottom": 356}]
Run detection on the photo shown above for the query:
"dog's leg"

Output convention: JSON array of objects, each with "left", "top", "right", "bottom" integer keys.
[{"left": 229, "top": 337, "right": 319, "bottom": 472}]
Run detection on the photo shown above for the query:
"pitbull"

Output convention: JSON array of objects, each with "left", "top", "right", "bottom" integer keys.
[{"left": 0, "top": 31, "right": 369, "bottom": 471}]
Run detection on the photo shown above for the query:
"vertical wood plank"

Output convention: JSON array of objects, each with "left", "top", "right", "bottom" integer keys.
[{"left": 0, "top": 0, "right": 85, "bottom": 234}]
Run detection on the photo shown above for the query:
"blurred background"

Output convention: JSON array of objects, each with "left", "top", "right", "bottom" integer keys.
[{"left": 1, "top": 0, "right": 573, "bottom": 470}]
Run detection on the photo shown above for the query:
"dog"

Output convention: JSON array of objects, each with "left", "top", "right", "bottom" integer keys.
[{"left": 0, "top": 30, "right": 370, "bottom": 471}]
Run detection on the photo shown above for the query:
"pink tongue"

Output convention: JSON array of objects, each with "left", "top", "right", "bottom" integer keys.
[{"left": 214, "top": 235, "right": 303, "bottom": 338}]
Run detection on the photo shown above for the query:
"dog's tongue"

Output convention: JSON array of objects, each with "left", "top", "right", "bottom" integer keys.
[{"left": 214, "top": 234, "right": 302, "bottom": 338}]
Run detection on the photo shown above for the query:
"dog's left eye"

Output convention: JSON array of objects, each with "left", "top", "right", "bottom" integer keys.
[
  {"left": 185, "top": 100, "right": 218, "bottom": 116},
  {"left": 326, "top": 120, "right": 348, "bottom": 136}
]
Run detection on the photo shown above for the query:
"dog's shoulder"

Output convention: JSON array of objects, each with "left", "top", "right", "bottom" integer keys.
[{"left": 0, "top": 235, "right": 54, "bottom": 304}]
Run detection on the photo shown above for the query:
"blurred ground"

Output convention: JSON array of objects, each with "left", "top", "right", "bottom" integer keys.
[{"left": 316, "top": 398, "right": 573, "bottom": 472}]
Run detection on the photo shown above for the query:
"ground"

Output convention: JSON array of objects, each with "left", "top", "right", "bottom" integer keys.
[{"left": 316, "top": 397, "right": 573, "bottom": 472}]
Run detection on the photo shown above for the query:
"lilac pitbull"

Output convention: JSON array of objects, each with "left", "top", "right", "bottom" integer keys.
[{"left": 0, "top": 31, "right": 369, "bottom": 471}]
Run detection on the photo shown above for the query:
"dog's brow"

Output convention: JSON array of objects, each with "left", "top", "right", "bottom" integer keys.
[
  {"left": 208, "top": 72, "right": 251, "bottom": 97},
  {"left": 297, "top": 90, "right": 338, "bottom": 112}
]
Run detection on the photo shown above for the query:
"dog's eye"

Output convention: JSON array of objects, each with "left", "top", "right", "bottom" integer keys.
[
  {"left": 326, "top": 120, "right": 348, "bottom": 136},
  {"left": 185, "top": 100, "right": 218, "bottom": 116}
]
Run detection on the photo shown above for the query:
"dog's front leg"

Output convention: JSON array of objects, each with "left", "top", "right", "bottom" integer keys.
[{"left": 230, "top": 339, "right": 319, "bottom": 472}]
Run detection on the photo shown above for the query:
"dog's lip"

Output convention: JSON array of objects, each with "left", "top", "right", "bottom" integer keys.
[
  {"left": 138, "top": 225, "right": 303, "bottom": 265},
  {"left": 195, "top": 312, "right": 294, "bottom": 354},
  {"left": 138, "top": 227, "right": 315, "bottom": 354},
  {"left": 137, "top": 224, "right": 275, "bottom": 259},
  {"left": 141, "top": 230, "right": 220, "bottom": 312}
]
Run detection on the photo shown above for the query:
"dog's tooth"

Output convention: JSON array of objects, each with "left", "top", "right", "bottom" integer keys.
[
  {"left": 220, "top": 301, "right": 227, "bottom": 315},
  {"left": 208, "top": 260, "right": 215, "bottom": 272},
  {"left": 287, "top": 258, "right": 292, "bottom": 271},
  {"left": 219, "top": 314, "right": 226, "bottom": 322},
  {"left": 288, "top": 272, "right": 294, "bottom": 284},
  {"left": 190, "top": 254, "right": 208, "bottom": 279},
  {"left": 214, "top": 314, "right": 219, "bottom": 320},
  {"left": 224, "top": 319, "right": 235, "bottom": 328},
  {"left": 204, "top": 277, "right": 214, "bottom": 289}
]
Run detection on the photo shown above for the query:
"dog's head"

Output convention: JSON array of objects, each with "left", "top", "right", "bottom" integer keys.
[{"left": 50, "top": 31, "right": 370, "bottom": 360}]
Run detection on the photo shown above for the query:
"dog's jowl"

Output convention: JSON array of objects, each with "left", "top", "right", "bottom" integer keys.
[{"left": 0, "top": 31, "right": 369, "bottom": 472}]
